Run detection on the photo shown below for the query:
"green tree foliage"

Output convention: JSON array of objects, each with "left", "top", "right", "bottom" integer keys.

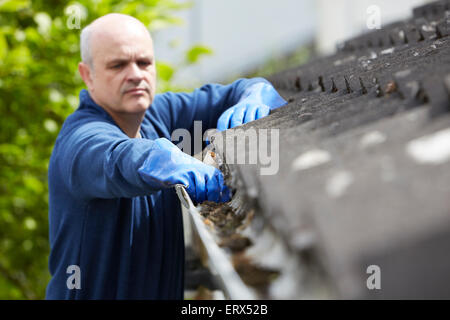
[{"left": 0, "top": 0, "right": 211, "bottom": 299}]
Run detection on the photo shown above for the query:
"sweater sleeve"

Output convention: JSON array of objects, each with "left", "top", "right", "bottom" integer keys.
[
  {"left": 147, "top": 77, "right": 271, "bottom": 136},
  {"left": 54, "top": 119, "right": 159, "bottom": 200}
]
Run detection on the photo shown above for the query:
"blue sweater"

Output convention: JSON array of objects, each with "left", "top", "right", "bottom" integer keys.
[{"left": 46, "top": 78, "right": 267, "bottom": 299}]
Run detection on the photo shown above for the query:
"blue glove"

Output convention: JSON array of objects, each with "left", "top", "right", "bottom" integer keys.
[
  {"left": 217, "top": 82, "right": 287, "bottom": 131},
  {"left": 138, "top": 138, "right": 231, "bottom": 203}
]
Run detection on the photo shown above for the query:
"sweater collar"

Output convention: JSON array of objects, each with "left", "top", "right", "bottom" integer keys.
[{"left": 78, "top": 89, "right": 115, "bottom": 121}]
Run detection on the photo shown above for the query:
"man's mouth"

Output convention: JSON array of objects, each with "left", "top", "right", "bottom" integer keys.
[{"left": 125, "top": 87, "right": 148, "bottom": 95}]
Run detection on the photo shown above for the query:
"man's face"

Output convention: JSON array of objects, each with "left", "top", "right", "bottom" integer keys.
[{"left": 83, "top": 27, "right": 156, "bottom": 115}]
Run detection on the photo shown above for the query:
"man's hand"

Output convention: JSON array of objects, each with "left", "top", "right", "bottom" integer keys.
[
  {"left": 138, "top": 138, "right": 230, "bottom": 203},
  {"left": 217, "top": 82, "right": 287, "bottom": 131}
]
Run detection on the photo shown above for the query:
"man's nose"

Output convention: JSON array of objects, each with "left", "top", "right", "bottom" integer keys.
[{"left": 126, "top": 62, "right": 144, "bottom": 83}]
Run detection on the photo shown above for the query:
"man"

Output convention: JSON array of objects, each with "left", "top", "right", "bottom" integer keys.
[{"left": 46, "top": 13, "right": 286, "bottom": 299}]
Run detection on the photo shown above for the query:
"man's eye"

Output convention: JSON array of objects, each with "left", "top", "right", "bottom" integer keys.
[
  {"left": 112, "top": 63, "right": 124, "bottom": 69},
  {"left": 138, "top": 61, "right": 151, "bottom": 67}
]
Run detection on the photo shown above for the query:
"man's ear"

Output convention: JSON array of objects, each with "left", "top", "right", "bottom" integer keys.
[{"left": 78, "top": 62, "right": 94, "bottom": 91}]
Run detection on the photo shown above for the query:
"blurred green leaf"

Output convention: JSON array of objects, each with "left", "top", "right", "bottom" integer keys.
[
  {"left": 186, "top": 45, "right": 213, "bottom": 64},
  {"left": 0, "top": 0, "right": 30, "bottom": 12},
  {"left": 156, "top": 61, "right": 174, "bottom": 82},
  {"left": 23, "top": 176, "right": 44, "bottom": 194},
  {"left": 0, "top": 33, "right": 7, "bottom": 61}
]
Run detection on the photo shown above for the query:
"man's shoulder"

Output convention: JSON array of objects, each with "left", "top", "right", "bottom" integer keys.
[
  {"left": 150, "top": 91, "right": 181, "bottom": 105},
  {"left": 60, "top": 108, "right": 118, "bottom": 137}
]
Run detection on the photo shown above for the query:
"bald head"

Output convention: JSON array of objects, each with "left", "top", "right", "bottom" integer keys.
[{"left": 80, "top": 13, "right": 152, "bottom": 68}]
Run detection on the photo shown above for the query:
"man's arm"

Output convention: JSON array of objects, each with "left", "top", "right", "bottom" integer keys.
[
  {"left": 54, "top": 120, "right": 229, "bottom": 202},
  {"left": 147, "top": 77, "right": 275, "bottom": 136},
  {"left": 55, "top": 120, "right": 159, "bottom": 200}
]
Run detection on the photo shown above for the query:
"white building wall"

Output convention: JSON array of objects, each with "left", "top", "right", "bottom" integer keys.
[
  {"left": 152, "top": 0, "right": 432, "bottom": 86},
  {"left": 153, "top": 0, "right": 317, "bottom": 86}
]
